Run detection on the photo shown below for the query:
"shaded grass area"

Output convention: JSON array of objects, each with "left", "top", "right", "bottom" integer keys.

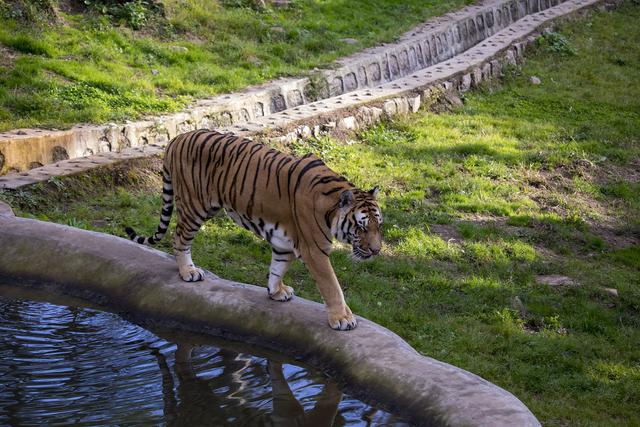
[
  {"left": 0, "top": 0, "right": 471, "bottom": 131},
  {"left": 2, "top": 4, "right": 640, "bottom": 425}
]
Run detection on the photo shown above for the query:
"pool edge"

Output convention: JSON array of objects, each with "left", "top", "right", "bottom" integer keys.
[{"left": 0, "top": 207, "right": 540, "bottom": 427}]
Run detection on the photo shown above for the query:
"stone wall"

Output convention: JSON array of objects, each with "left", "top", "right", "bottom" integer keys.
[
  {"left": 0, "top": 0, "right": 574, "bottom": 176},
  {"left": 0, "top": 0, "right": 619, "bottom": 189}
]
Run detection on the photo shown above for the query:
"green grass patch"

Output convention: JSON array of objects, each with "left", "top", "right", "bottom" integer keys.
[{"left": 2, "top": 4, "right": 640, "bottom": 426}]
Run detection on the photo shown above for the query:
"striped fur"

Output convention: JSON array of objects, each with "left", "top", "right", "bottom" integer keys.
[{"left": 125, "top": 130, "right": 382, "bottom": 330}]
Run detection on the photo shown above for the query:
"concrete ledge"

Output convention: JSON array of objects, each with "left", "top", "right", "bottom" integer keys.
[
  {"left": 0, "top": 201, "right": 13, "bottom": 217},
  {"left": 0, "top": 213, "right": 540, "bottom": 426}
]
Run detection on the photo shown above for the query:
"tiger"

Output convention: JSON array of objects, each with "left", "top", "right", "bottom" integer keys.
[{"left": 125, "top": 129, "right": 383, "bottom": 331}]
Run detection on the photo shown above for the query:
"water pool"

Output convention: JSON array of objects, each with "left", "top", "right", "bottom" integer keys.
[{"left": 0, "top": 285, "right": 409, "bottom": 426}]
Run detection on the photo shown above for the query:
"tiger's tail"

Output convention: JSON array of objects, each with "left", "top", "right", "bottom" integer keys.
[{"left": 125, "top": 168, "right": 174, "bottom": 246}]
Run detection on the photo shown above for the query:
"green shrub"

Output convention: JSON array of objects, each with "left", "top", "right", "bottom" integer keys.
[
  {"left": 0, "top": 0, "right": 58, "bottom": 23},
  {"left": 536, "top": 31, "right": 577, "bottom": 56},
  {"left": 83, "top": 0, "right": 164, "bottom": 29}
]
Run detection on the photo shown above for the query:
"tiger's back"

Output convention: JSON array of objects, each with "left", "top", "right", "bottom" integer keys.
[{"left": 166, "top": 129, "right": 347, "bottom": 256}]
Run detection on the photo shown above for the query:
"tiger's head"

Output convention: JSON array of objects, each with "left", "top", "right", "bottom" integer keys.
[{"left": 334, "top": 187, "right": 383, "bottom": 260}]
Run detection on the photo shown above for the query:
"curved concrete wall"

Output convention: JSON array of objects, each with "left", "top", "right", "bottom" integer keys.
[
  {"left": 0, "top": 0, "right": 616, "bottom": 190},
  {"left": 0, "top": 203, "right": 540, "bottom": 426},
  {"left": 0, "top": 0, "right": 581, "bottom": 176}
]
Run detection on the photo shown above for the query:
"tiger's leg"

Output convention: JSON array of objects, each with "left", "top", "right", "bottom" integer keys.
[
  {"left": 302, "top": 250, "right": 357, "bottom": 331},
  {"left": 268, "top": 249, "right": 294, "bottom": 302},
  {"left": 173, "top": 206, "right": 211, "bottom": 282}
]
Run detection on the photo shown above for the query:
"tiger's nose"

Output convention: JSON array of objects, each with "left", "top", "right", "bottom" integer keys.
[{"left": 370, "top": 247, "right": 380, "bottom": 256}]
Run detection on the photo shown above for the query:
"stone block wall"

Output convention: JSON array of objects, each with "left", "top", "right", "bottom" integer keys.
[
  {"left": 0, "top": 0, "right": 618, "bottom": 186},
  {"left": 0, "top": 0, "right": 573, "bottom": 175}
]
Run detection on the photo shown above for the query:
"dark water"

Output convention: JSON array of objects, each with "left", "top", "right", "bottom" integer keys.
[{"left": 0, "top": 287, "right": 409, "bottom": 426}]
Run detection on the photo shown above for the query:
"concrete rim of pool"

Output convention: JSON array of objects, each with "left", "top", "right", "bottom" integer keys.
[{"left": 0, "top": 201, "right": 540, "bottom": 426}]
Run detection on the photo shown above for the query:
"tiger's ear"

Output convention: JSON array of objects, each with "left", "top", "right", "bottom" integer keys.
[
  {"left": 339, "top": 190, "right": 354, "bottom": 208},
  {"left": 368, "top": 186, "right": 380, "bottom": 198}
]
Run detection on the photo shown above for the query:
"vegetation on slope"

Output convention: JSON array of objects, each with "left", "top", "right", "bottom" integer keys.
[
  {"left": 0, "top": 0, "right": 471, "bottom": 131},
  {"left": 2, "top": 3, "right": 640, "bottom": 425}
]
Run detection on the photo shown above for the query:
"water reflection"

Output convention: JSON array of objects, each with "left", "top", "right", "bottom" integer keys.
[
  {"left": 0, "top": 291, "right": 408, "bottom": 426},
  {"left": 160, "top": 344, "right": 344, "bottom": 426}
]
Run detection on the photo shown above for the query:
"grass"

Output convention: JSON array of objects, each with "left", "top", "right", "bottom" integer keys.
[
  {"left": 0, "top": 0, "right": 472, "bottom": 131},
  {"left": 2, "top": 3, "right": 640, "bottom": 426}
]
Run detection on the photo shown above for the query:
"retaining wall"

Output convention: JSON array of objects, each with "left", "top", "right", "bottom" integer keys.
[
  {"left": 0, "top": 0, "right": 593, "bottom": 178},
  {"left": 0, "top": 0, "right": 618, "bottom": 189}
]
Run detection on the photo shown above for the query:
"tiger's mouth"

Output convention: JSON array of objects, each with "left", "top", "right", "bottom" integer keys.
[{"left": 352, "top": 246, "right": 374, "bottom": 260}]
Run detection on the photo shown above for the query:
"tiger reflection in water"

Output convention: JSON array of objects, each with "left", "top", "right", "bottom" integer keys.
[{"left": 151, "top": 343, "right": 344, "bottom": 426}]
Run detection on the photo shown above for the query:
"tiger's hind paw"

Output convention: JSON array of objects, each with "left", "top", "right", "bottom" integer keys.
[
  {"left": 179, "top": 266, "right": 205, "bottom": 282},
  {"left": 268, "top": 284, "right": 294, "bottom": 302}
]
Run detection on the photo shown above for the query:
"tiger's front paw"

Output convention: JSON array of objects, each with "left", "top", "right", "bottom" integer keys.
[
  {"left": 179, "top": 266, "right": 205, "bottom": 282},
  {"left": 328, "top": 306, "right": 357, "bottom": 331},
  {"left": 268, "top": 284, "right": 294, "bottom": 302}
]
